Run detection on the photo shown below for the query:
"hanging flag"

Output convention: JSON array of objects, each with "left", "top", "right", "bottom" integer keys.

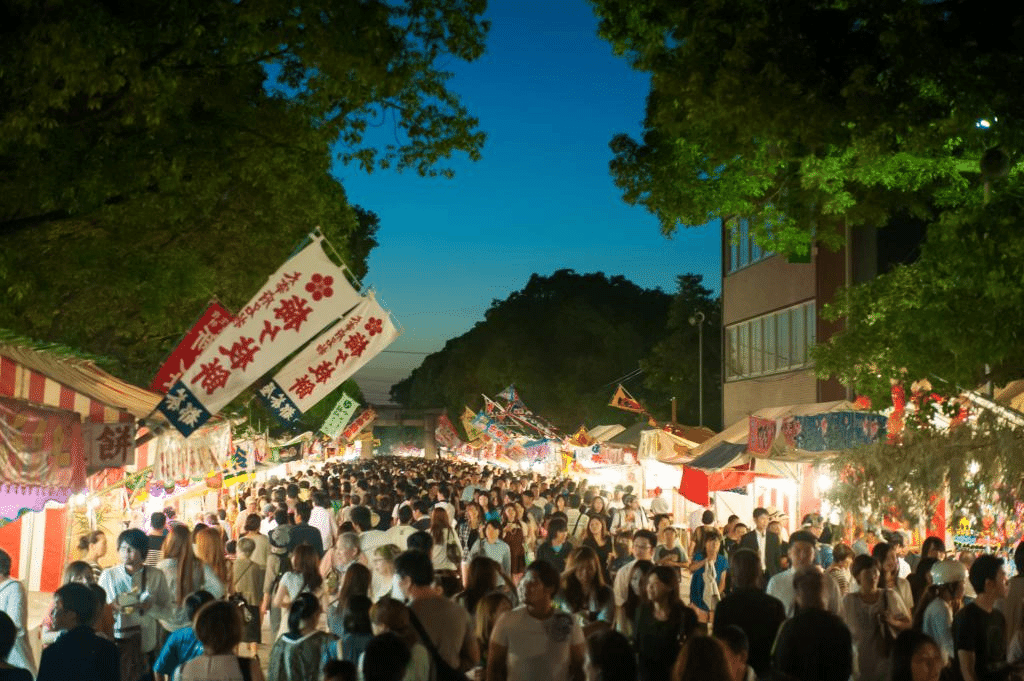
[
  {"left": 258, "top": 293, "right": 398, "bottom": 419},
  {"left": 150, "top": 302, "right": 234, "bottom": 393},
  {"left": 461, "top": 406, "right": 486, "bottom": 441},
  {"left": 569, "top": 426, "right": 593, "bottom": 446},
  {"left": 321, "top": 393, "right": 359, "bottom": 438},
  {"left": 157, "top": 236, "right": 362, "bottom": 437},
  {"left": 342, "top": 407, "right": 377, "bottom": 441},
  {"left": 435, "top": 413, "right": 462, "bottom": 449},
  {"left": 608, "top": 384, "right": 645, "bottom": 413},
  {"left": 497, "top": 385, "right": 518, "bottom": 402},
  {"left": 473, "top": 410, "right": 514, "bottom": 446}
]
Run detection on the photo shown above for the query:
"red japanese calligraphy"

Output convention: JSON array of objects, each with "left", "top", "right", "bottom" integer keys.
[
  {"left": 218, "top": 336, "right": 259, "bottom": 370},
  {"left": 364, "top": 317, "right": 383, "bottom": 337},
  {"left": 274, "top": 295, "right": 313, "bottom": 332},
  {"left": 334, "top": 348, "right": 349, "bottom": 366},
  {"left": 305, "top": 273, "right": 335, "bottom": 301},
  {"left": 259, "top": 319, "right": 282, "bottom": 344},
  {"left": 290, "top": 375, "right": 316, "bottom": 398},
  {"left": 191, "top": 357, "right": 231, "bottom": 395},
  {"left": 309, "top": 361, "right": 335, "bottom": 384},
  {"left": 344, "top": 332, "right": 369, "bottom": 358}
]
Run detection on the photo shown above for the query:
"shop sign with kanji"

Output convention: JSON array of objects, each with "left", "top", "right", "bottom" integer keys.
[
  {"left": 320, "top": 392, "right": 359, "bottom": 438},
  {"left": 83, "top": 421, "right": 136, "bottom": 470},
  {"left": 267, "top": 293, "right": 399, "bottom": 414},
  {"left": 342, "top": 407, "right": 376, "bottom": 441},
  {"left": 150, "top": 302, "right": 234, "bottom": 393},
  {"left": 256, "top": 381, "right": 303, "bottom": 427},
  {"left": 157, "top": 236, "right": 362, "bottom": 436}
]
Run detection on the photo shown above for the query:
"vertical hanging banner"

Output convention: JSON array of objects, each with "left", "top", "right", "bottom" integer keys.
[
  {"left": 342, "top": 407, "right": 377, "bottom": 441},
  {"left": 158, "top": 236, "right": 362, "bottom": 437},
  {"left": 150, "top": 302, "right": 234, "bottom": 393},
  {"left": 258, "top": 293, "right": 399, "bottom": 420},
  {"left": 321, "top": 393, "right": 359, "bottom": 438},
  {"left": 461, "top": 406, "right": 486, "bottom": 442}
]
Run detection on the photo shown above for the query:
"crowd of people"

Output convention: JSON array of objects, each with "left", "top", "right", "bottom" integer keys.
[{"left": 1, "top": 456, "right": 1023, "bottom": 681}]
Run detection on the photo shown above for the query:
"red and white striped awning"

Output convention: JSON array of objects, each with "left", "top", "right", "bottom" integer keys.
[{"left": 0, "top": 342, "right": 161, "bottom": 423}]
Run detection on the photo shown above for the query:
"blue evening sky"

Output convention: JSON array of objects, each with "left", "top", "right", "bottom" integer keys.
[{"left": 339, "top": 0, "right": 720, "bottom": 405}]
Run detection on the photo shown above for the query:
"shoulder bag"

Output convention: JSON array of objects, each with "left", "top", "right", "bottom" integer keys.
[{"left": 408, "top": 607, "right": 470, "bottom": 681}]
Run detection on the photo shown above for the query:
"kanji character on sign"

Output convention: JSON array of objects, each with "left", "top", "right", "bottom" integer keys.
[
  {"left": 365, "top": 317, "right": 384, "bottom": 337},
  {"left": 344, "top": 332, "right": 370, "bottom": 358},
  {"left": 190, "top": 357, "right": 231, "bottom": 395},
  {"left": 164, "top": 387, "right": 190, "bottom": 412},
  {"left": 259, "top": 383, "right": 276, "bottom": 398},
  {"left": 96, "top": 426, "right": 128, "bottom": 461},
  {"left": 290, "top": 375, "right": 316, "bottom": 398},
  {"left": 279, "top": 404, "right": 298, "bottom": 421},
  {"left": 219, "top": 336, "right": 260, "bottom": 370},
  {"left": 309, "top": 361, "right": 335, "bottom": 384},
  {"left": 178, "top": 403, "right": 203, "bottom": 426},
  {"left": 274, "top": 295, "right": 313, "bottom": 333},
  {"left": 191, "top": 327, "right": 219, "bottom": 353},
  {"left": 334, "top": 348, "right": 349, "bottom": 366},
  {"left": 259, "top": 319, "right": 282, "bottom": 344}
]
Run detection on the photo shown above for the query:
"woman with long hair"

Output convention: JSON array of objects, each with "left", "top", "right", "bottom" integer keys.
[
  {"left": 195, "top": 526, "right": 232, "bottom": 593},
  {"left": 369, "top": 598, "right": 432, "bottom": 681},
  {"left": 272, "top": 544, "right": 325, "bottom": 638},
  {"left": 616, "top": 559, "right": 653, "bottom": 637},
  {"left": 474, "top": 592, "right": 512, "bottom": 671},
  {"left": 556, "top": 546, "right": 614, "bottom": 636},
  {"left": 78, "top": 531, "right": 107, "bottom": 582},
  {"left": 328, "top": 563, "right": 371, "bottom": 637},
  {"left": 671, "top": 636, "right": 732, "bottom": 681},
  {"left": 513, "top": 500, "right": 540, "bottom": 564},
  {"left": 158, "top": 524, "right": 225, "bottom": 632},
  {"left": 501, "top": 504, "right": 527, "bottom": 579},
  {"left": 370, "top": 544, "right": 401, "bottom": 602},
  {"left": 266, "top": 593, "right": 337, "bottom": 681},
  {"left": 429, "top": 507, "right": 463, "bottom": 596},
  {"left": 335, "top": 594, "right": 373, "bottom": 664},
  {"left": 914, "top": 560, "right": 966, "bottom": 666},
  {"left": 468, "top": 519, "right": 512, "bottom": 578},
  {"left": 842, "top": 554, "right": 911, "bottom": 681},
  {"left": 634, "top": 565, "right": 698, "bottom": 681},
  {"left": 890, "top": 630, "right": 943, "bottom": 681},
  {"left": 454, "top": 556, "right": 515, "bottom": 621},
  {"left": 688, "top": 531, "right": 727, "bottom": 627},
  {"left": 872, "top": 541, "right": 914, "bottom": 613},
  {"left": 582, "top": 515, "right": 613, "bottom": 581},
  {"left": 587, "top": 496, "right": 610, "bottom": 523},
  {"left": 457, "top": 502, "right": 484, "bottom": 555}
]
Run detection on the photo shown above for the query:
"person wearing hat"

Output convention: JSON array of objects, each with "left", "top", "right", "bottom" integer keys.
[
  {"left": 917, "top": 559, "right": 967, "bottom": 665},
  {"left": 609, "top": 493, "right": 650, "bottom": 533},
  {"left": 766, "top": 530, "right": 843, "bottom": 617}
]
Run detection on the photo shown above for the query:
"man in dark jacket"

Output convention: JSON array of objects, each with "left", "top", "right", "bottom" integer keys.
[
  {"left": 739, "top": 507, "right": 783, "bottom": 577},
  {"left": 288, "top": 501, "right": 325, "bottom": 558},
  {"left": 37, "top": 583, "right": 119, "bottom": 681},
  {"left": 773, "top": 567, "right": 853, "bottom": 681},
  {"left": 715, "top": 548, "right": 786, "bottom": 677}
]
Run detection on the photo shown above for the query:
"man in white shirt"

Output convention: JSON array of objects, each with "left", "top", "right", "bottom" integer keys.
[
  {"left": 384, "top": 505, "right": 418, "bottom": 550},
  {"left": 766, "top": 530, "right": 844, "bottom": 617},
  {"left": 259, "top": 503, "right": 278, "bottom": 535},
  {"left": 352, "top": 506, "right": 388, "bottom": 556},
  {"left": 308, "top": 492, "right": 337, "bottom": 552},
  {"left": 234, "top": 497, "right": 260, "bottom": 539},
  {"left": 613, "top": 529, "right": 658, "bottom": 621}
]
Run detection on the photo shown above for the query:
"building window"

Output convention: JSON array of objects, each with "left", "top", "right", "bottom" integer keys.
[
  {"left": 725, "top": 301, "right": 816, "bottom": 380},
  {"left": 726, "top": 217, "right": 774, "bottom": 273}
]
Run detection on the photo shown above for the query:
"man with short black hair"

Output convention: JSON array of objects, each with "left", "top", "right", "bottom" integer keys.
[
  {"left": 773, "top": 567, "right": 853, "bottom": 681},
  {"left": 716, "top": 624, "right": 757, "bottom": 681},
  {"left": 739, "top": 507, "right": 783, "bottom": 577},
  {"left": 37, "top": 582, "right": 119, "bottom": 681},
  {"left": 288, "top": 501, "right": 325, "bottom": 558},
  {"left": 384, "top": 505, "right": 417, "bottom": 548},
  {"left": 411, "top": 500, "right": 432, "bottom": 531},
  {"left": 766, "top": 530, "right": 843, "bottom": 617},
  {"left": 954, "top": 553, "right": 1011, "bottom": 681},
  {"left": 0, "top": 549, "right": 33, "bottom": 676},
  {"left": 145, "top": 512, "right": 167, "bottom": 567},
  {"left": 395, "top": 550, "right": 478, "bottom": 672},
  {"left": 714, "top": 548, "right": 786, "bottom": 677},
  {"left": 612, "top": 529, "right": 657, "bottom": 623}
]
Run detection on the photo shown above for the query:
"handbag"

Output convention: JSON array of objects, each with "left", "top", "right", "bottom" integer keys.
[
  {"left": 229, "top": 562, "right": 254, "bottom": 623},
  {"left": 408, "top": 608, "right": 471, "bottom": 681}
]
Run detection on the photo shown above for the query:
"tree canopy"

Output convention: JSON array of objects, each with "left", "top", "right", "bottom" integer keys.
[
  {"left": 0, "top": 0, "right": 488, "bottom": 386},
  {"left": 591, "top": 0, "right": 1024, "bottom": 400},
  {"left": 390, "top": 270, "right": 720, "bottom": 430}
]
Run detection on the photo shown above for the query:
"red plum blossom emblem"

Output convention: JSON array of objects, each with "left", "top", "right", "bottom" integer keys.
[
  {"left": 364, "top": 317, "right": 383, "bottom": 336},
  {"left": 305, "top": 274, "right": 334, "bottom": 301}
]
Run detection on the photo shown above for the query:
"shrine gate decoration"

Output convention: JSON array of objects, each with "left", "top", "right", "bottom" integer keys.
[{"left": 158, "top": 235, "right": 362, "bottom": 437}]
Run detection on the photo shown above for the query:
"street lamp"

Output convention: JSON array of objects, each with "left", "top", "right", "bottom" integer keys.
[{"left": 688, "top": 311, "right": 705, "bottom": 427}]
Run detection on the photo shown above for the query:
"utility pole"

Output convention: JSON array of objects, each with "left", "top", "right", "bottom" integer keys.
[{"left": 689, "top": 311, "right": 705, "bottom": 427}]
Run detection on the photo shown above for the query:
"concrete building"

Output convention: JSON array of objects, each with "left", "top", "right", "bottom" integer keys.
[{"left": 720, "top": 215, "right": 926, "bottom": 425}]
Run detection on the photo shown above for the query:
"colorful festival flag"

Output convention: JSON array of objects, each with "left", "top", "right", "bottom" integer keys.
[
  {"left": 461, "top": 406, "right": 486, "bottom": 442},
  {"left": 259, "top": 293, "right": 398, "bottom": 418},
  {"left": 321, "top": 393, "right": 359, "bottom": 438},
  {"left": 158, "top": 236, "right": 361, "bottom": 436},
  {"left": 497, "top": 385, "right": 518, "bottom": 402},
  {"left": 608, "top": 384, "right": 645, "bottom": 413},
  {"left": 342, "top": 407, "right": 377, "bottom": 441},
  {"left": 150, "top": 302, "right": 234, "bottom": 393},
  {"left": 435, "top": 413, "right": 462, "bottom": 449}
]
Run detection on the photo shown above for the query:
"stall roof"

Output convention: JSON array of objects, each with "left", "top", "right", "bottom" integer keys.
[
  {"left": 605, "top": 421, "right": 650, "bottom": 447},
  {"left": 0, "top": 340, "right": 161, "bottom": 420},
  {"left": 587, "top": 424, "right": 625, "bottom": 442}
]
